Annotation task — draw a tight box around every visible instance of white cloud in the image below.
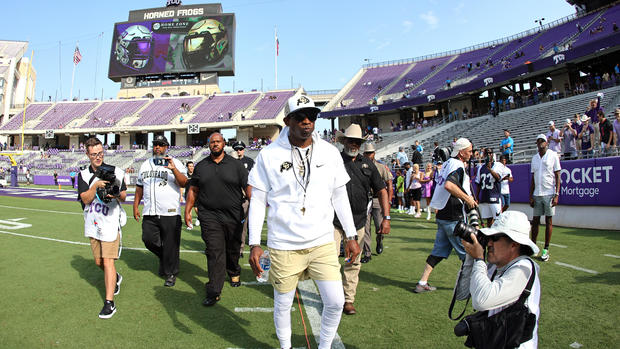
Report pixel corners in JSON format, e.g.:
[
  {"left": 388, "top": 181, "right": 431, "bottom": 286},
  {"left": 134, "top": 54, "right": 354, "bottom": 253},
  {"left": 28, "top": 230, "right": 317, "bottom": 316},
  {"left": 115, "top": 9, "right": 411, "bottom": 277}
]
[
  {"left": 376, "top": 40, "right": 391, "bottom": 50},
  {"left": 402, "top": 20, "right": 413, "bottom": 33},
  {"left": 419, "top": 11, "right": 439, "bottom": 29}
]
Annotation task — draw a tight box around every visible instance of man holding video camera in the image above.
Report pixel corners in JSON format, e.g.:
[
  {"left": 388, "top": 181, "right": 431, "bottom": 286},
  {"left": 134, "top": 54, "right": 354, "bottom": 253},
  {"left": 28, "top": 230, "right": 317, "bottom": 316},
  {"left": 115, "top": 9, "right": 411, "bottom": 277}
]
[
  {"left": 133, "top": 135, "right": 188, "bottom": 287},
  {"left": 77, "top": 137, "right": 127, "bottom": 319},
  {"left": 456, "top": 211, "right": 541, "bottom": 349},
  {"left": 413, "top": 138, "right": 476, "bottom": 293}
]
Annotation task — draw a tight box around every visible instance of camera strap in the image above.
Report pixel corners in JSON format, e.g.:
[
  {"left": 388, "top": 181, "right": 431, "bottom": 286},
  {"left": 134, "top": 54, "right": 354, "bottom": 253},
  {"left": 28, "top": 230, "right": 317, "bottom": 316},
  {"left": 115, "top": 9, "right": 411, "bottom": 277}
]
[{"left": 449, "top": 261, "right": 471, "bottom": 321}]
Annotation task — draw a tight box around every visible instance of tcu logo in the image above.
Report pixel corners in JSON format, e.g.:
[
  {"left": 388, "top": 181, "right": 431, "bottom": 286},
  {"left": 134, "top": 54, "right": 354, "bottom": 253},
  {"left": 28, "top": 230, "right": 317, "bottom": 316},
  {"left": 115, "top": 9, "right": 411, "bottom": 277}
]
[
  {"left": 553, "top": 54, "right": 565, "bottom": 65},
  {"left": 297, "top": 95, "right": 310, "bottom": 106},
  {"left": 484, "top": 77, "right": 494, "bottom": 86},
  {"left": 88, "top": 202, "right": 110, "bottom": 216},
  {"left": 427, "top": 95, "right": 435, "bottom": 102},
  {"left": 370, "top": 106, "right": 379, "bottom": 112}
]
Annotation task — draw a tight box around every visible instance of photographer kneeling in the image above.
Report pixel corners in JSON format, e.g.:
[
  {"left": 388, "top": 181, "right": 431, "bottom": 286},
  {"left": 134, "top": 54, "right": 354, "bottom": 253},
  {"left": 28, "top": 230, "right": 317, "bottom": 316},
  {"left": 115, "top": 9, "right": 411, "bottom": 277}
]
[{"left": 456, "top": 211, "right": 540, "bottom": 348}]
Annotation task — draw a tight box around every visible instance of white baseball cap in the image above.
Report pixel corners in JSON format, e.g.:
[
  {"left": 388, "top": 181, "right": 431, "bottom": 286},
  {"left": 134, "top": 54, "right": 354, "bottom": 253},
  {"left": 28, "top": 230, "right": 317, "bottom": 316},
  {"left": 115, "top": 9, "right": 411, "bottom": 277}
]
[
  {"left": 548, "top": 120, "right": 555, "bottom": 126},
  {"left": 450, "top": 138, "right": 472, "bottom": 157},
  {"left": 480, "top": 211, "right": 539, "bottom": 255},
  {"left": 536, "top": 134, "right": 547, "bottom": 142},
  {"left": 284, "top": 95, "right": 320, "bottom": 118}
]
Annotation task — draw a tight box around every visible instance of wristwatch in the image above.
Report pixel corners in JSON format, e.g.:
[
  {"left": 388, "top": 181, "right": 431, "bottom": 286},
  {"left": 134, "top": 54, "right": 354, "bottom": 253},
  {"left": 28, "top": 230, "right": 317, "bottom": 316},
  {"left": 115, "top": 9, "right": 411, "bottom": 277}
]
[
  {"left": 383, "top": 215, "right": 391, "bottom": 220},
  {"left": 346, "top": 235, "right": 358, "bottom": 241}
]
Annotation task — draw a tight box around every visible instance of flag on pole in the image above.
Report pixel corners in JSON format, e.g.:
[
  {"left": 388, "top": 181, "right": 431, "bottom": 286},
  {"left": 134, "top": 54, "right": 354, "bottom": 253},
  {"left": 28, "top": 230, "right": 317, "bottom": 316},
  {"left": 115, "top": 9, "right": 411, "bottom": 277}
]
[
  {"left": 275, "top": 30, "right": 279, "bottom": 56},
  {"left": 73, "top": 45, "right": 82, "bottom": 65}
]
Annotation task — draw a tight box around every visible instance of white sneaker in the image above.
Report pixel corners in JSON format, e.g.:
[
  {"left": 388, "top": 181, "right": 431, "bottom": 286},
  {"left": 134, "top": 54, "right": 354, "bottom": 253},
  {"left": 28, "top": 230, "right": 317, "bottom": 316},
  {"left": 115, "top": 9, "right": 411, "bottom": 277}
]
[
  {"left": 195, "top": 219, "right": 200, "bottom": 227},
  {"left": 414, "top": 213, "right": 421, "bottom": 218},
  {"left": 187, "top": 223, "right": 194, "bottom": 230},
  {"left": 426, "top": 211, "right": 432, "bottom": 220}
]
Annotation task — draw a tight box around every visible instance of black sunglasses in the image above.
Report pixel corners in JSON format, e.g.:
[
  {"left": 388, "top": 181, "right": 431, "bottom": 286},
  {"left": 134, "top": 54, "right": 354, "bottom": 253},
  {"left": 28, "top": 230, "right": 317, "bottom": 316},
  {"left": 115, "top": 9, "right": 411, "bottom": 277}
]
[
  {"left": 291, "top": 112, "right": 317, "bottom": 122},
  {"left": 346, "top": 138, "right": 363, "bottom": 146}
]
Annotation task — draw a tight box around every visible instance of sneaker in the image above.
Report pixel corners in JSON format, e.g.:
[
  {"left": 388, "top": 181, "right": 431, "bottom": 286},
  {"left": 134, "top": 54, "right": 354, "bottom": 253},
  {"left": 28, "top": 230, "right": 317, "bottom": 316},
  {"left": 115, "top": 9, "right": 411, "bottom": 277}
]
[
  {"left": 98, "top": 300, "right": 116, "bottom": 319},
  {"left": 195, "top": 219, "right": 200, "bottom": 227},
  {"left": 413, "top": 282, "right": 436, "bottom": 293},
  {"left": 114, "top": 273, "right": 123, "bottom": 296},
  {"left": 414, "top": 213, "right": 421, "bottom": 218},
  {"left": 541, "top": 249, "right": 550, "bottom": 262}
]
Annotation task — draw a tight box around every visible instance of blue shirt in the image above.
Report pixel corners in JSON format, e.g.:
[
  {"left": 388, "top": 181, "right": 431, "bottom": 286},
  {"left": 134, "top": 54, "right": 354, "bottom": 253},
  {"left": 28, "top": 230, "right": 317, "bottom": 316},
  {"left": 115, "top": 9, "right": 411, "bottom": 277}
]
[{"left": 500, "top": 137, "right": 514, "bottom": 155}]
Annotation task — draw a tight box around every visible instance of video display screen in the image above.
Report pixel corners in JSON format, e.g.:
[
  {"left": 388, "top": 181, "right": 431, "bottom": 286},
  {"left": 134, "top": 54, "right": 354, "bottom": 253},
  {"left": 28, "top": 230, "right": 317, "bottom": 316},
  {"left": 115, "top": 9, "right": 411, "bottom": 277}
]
[{"left": 108, "top": 14, "right": 235, "bottom": 80}]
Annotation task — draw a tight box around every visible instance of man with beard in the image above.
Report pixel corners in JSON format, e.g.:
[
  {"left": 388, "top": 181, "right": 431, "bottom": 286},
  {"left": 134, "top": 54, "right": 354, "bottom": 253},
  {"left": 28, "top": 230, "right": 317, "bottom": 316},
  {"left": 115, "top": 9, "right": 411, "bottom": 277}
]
[
  {"left": 335, "top": 125, "right": 390, "bottom": 314},
  {"left": 529, "top": 134, "right": 561, "bottom": 262},
  {"left": 185, "top": 132, "right": 248, "bottom": 306},
  {"left": 134, "top": 135, "right": 187, "bottom": 287},
  {"left": 248, "top": 95, "right": 359, "bottom": 349}
]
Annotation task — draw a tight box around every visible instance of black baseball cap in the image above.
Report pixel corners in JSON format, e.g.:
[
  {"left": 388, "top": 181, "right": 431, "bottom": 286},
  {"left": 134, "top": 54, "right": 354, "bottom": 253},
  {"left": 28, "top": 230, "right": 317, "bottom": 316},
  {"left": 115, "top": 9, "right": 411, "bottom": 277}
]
[
  {"left": 232, "top": 141, "right": 246, "bottom": 150},
  {"left": 153, "top": 135, "right": 169, "bottom": 146}
]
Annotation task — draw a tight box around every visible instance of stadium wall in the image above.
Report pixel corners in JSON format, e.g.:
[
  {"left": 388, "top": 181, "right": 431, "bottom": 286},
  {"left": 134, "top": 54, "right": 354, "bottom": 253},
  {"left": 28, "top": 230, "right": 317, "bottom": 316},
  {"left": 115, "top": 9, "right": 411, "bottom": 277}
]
[{"left": 509, "top": 204, "right": 620, "bottom": 231}]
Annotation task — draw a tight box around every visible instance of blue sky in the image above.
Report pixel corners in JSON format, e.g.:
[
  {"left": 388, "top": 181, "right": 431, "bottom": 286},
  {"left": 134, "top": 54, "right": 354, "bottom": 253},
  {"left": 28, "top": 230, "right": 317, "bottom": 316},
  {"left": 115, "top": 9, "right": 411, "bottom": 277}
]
[{"left": 2, "top": 0, "right": 576, "bottom": 101}]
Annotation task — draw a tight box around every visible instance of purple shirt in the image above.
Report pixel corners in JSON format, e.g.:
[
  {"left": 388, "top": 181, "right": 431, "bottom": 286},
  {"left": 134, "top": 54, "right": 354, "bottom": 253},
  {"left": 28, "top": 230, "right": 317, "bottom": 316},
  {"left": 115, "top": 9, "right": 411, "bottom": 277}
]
[
  {"left": 585, "top": 97, "right": 603, "bottom": 123},
  {"left": 613, "top": 119, "right": 620, "bottom": 145},
  {"left": 580, "top": 124, "right": 595, "bottom": 150},
  {"left": 546, "top": 129, "right": 562, "bottom": 153}
]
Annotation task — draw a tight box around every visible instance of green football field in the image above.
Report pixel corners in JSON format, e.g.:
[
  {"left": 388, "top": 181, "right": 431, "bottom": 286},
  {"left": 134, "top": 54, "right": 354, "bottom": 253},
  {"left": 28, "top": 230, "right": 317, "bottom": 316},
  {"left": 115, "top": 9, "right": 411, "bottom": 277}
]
[{"left": 0, "top": 195, "right": 618, "bottom": 348}]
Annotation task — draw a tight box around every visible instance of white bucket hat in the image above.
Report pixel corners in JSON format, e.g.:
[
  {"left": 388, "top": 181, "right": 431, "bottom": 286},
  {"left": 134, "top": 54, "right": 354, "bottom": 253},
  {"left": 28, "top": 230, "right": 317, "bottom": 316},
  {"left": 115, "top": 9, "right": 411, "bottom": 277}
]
[
  {"left": 480, "top": 211, "right": 539, "bottom": 255},
  {"left": 284, "top": 95, "right": 320, "bottom": 118},
  {"left": 336, "top": 124, "right": 366, "bottom": 144},
  {"left": 450, "top": 138, "right": 471, "bottom": 157}
]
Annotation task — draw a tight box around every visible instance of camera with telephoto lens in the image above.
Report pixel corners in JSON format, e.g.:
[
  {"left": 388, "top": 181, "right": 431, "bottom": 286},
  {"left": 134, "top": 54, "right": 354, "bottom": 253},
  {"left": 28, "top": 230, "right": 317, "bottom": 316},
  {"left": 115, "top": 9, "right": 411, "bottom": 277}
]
[
  {"left": 94, "top": 164, "right": 120, "bottom": 203},
  {"left": 453, "top": 207, "right": 488, "bottom": 246}
]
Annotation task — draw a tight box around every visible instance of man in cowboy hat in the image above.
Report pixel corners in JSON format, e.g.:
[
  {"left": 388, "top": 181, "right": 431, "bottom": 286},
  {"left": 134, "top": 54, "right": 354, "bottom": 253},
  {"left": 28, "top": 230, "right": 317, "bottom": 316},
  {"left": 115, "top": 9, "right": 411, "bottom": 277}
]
[
  {"left": 248, "top": 94, "right": 359, "bottom": 349},
  {"left": 363, "top": 142, "right": 393, "bottom": 260},
  {"left": 335, "top": 124, "right": 391, "bottom": 315},
  {"left": 458, "top": 211, "right": 541, "bottom": 348}
]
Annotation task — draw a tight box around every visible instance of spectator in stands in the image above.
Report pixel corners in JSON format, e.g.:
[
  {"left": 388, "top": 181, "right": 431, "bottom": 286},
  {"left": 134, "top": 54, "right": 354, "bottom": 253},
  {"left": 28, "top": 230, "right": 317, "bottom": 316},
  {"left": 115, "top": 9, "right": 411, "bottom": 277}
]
[
  {"left": 362, "top": 142, "right": 393, "bottom": 262},
  {"left": 415, "top": 140, "right": 423, "bottom": 153},
  {"left": 413, "top": 138, "right": 475, "bottom": 293},
  {"left": 186, "top": 133, "right": 247, "bottom": 306},
  {"left": 420, "top": 163, "right": 434, "bottom": 220},
  {"left": 546, "top": 121, "right": 562, "bottom": 154},
  {"left": 613, "top": 108, "right": 620, "bottom": 149},
  {"left": 134, "top": 135, "right": 188, "bottom": 288},
  {"left": 578, "top": 115, "right": 595, "bottom": 158},
  {"left": 396, "top": 146, "right": 408, "bottom": 167},
  {"left": 585, "top": 93, "right": 604, "bottom": 146},
  {"left": 562, "top": 119, "right": 578, "bottom": 160},
  {"left": 498, "top": 155, "right": 513, "bottom": 212},
  {"left": 410, "top": 145, "right": 423, "bottom": 167},
  {"left": 530, "top": 134, "right": 561, "bottom": 262},
  {"left": 574, "top": 113, "right": 583, "bottom": 152},
  {"left": 500, "top": 129, "right": 514, "bottom": 164},
  {"left": 599, "top": 111, "right": 614, "bottom": 156}
]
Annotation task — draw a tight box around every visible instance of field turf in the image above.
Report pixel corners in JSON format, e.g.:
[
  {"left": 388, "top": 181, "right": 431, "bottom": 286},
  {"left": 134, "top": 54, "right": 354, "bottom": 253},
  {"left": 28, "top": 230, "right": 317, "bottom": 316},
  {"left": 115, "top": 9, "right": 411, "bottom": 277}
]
[{"left": 0, "top": 195, "right": 618, "bottom": 348}]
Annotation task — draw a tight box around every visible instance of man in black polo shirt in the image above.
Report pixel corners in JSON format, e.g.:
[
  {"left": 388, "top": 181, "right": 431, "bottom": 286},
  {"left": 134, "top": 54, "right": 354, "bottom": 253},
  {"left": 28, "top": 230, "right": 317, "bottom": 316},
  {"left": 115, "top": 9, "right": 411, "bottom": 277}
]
[
  {"left": 334, "top": 124, "right": 391, "bottom": 315},
  {"left": 185, "top": 132, "right": 248, "bottom": 306},
  {"left": 232, "top": 141, "right": 254, "bottom": 172}
]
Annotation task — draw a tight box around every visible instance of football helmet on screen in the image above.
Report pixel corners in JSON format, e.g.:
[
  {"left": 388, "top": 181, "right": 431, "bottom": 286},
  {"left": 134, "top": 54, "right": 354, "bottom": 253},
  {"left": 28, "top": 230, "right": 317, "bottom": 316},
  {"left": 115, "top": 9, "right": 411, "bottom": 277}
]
[
  {"left": 182, "top": 19, "right": 229, "bottom": 69},
  {"left": 114, "top": 25, "right": 153, "bottom": 71}
]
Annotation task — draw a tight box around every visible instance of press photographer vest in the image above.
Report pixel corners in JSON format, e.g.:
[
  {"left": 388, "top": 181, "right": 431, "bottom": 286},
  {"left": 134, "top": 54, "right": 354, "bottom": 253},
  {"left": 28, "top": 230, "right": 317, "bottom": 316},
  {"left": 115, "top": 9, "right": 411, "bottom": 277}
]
[
  {"left": 80, "top": 165, "right": 126, "bottom": 242},
  {"left": 430, "top": 157, "right": 471, "bottom": 210}
]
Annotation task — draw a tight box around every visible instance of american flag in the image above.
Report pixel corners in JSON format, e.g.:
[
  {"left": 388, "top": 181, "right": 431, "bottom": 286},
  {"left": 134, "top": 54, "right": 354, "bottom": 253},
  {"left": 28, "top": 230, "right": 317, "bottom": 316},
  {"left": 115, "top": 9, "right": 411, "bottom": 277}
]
[
  {"left": 275, "top": 31, "right": 279, "bottom": 56},
  {"left": 73, "top": 46, "right": 82, "bottom": 65}
]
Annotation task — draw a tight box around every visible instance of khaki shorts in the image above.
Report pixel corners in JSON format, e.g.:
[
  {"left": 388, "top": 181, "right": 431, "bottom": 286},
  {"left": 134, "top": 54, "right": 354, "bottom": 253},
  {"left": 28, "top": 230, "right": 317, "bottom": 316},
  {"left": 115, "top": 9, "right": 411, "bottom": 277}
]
[
  {"left": 533, "top": 195, "right": 555, "bottom": 217},
  {"left": 269, "top": 242, "right": 341, "bottom": 293},
  {"left": 90, "top": 233, "right": 121, "bottom": 260}
]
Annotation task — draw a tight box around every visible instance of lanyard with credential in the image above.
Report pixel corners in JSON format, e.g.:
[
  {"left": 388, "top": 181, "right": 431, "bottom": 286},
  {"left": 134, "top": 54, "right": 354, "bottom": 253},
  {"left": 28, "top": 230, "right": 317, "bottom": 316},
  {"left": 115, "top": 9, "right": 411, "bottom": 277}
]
[{"left": 292, "top": 144, "right": 312, "bottom": 215}]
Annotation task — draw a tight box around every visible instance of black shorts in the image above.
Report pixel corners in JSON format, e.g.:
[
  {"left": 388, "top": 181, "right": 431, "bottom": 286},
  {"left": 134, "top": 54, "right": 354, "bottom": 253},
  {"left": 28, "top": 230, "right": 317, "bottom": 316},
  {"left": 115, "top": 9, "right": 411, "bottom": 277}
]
[{"left": 411, "top": 188, "right": 422, "bottom": 201}]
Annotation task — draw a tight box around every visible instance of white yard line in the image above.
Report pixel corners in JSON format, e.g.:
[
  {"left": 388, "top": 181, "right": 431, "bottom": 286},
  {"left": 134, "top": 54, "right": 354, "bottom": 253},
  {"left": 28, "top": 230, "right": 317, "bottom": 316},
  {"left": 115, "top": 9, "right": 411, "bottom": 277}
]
[
  {"left": 0, "top": 204, "right": 82, "bottom": 215},
  {"left": 554, "top": 262, "right": 598, "bottom": 274},
  {"left": 603, "top": 254, "right": 620, "bottom": 258},
  {"left": 0, "top": 230, "right": 202, "bottom": 253},
  {"left": 297, "top": 279, "right": 345, "bottom": 349},
  {"left": 537, "top": 242, "right": 567, "bottom": 248},
  {"left": 234, "top": 307, "right": 295, "bottom": 313}
]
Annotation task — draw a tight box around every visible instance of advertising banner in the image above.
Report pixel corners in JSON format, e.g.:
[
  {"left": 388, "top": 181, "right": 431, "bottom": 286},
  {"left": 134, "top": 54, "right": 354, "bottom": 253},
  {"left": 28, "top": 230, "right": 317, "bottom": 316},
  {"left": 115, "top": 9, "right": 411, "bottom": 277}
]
[
  {"left": 108, "top": 14, "right": 235, "bottom": 80},
  {"left": 507, "top": 156, "right": 618, "bottom": 206}
]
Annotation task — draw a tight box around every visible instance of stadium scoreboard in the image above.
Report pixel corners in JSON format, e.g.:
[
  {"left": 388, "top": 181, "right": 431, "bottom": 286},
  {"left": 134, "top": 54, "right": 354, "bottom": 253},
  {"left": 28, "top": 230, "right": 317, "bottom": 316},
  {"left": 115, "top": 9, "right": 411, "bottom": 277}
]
[{"left": 108, "top": 2, "right": 235, "bottom": 82}]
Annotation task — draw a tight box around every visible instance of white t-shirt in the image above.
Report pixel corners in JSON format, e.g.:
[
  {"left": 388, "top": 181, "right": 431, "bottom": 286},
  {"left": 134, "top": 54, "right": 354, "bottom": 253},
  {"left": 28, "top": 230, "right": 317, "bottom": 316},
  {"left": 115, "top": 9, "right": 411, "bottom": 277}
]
[
  {"left": 248, "top": 127, "right": 352, "bottom": 250},
  {"left": 530, "top": 150, "right": 561, "bottom": 196},
  {"left": 136, "top": 157, "right": 187, "bottom": 216},
  {"left": 80, "top": 166, "right": 126, "bottom": 242},
  {"left": 496, "top": 162, "right": 513, "bottom": 195}
]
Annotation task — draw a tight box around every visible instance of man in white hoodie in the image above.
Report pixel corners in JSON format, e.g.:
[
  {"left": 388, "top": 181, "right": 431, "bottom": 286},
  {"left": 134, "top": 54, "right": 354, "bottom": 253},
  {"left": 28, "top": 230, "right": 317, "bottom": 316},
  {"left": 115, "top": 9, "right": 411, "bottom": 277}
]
[{"left": 247, "top": 95, "right": 359, "bottom": 349}]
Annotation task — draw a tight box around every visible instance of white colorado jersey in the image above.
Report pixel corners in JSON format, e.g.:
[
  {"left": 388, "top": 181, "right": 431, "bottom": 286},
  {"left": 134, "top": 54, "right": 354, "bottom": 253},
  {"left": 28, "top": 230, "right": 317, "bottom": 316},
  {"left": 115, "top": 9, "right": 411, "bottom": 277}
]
[
  {"left": 137, "top": 157, "right": 187, "bottom": 216},
  {"left": 80, "top": 166, "right": 126, "bottom": 242}
]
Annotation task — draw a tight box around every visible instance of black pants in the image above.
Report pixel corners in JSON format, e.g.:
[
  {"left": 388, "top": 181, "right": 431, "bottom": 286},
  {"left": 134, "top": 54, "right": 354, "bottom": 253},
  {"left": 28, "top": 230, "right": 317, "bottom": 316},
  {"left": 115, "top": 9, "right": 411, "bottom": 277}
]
[
  {"left": 142, "top": 215, "right": 182, "bottom": 277},
  {"left": 198, "top": 211, "right": 242, "bottom": 298}
]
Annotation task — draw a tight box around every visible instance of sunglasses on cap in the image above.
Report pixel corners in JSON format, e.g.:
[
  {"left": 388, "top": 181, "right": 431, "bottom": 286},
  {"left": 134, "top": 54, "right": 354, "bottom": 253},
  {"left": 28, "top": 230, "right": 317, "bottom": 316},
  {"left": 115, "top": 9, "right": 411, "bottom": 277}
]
[{"left": 290, "top": 112, "right": 317, "bottom": 122}]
